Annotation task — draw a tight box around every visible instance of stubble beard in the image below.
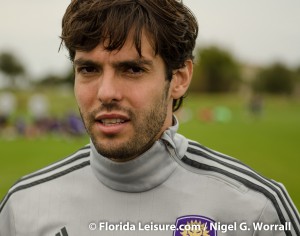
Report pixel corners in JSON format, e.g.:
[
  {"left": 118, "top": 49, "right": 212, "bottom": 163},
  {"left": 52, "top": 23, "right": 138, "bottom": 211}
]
[{"left": 79, "top": 83, "right": 170, "bottom": 161}]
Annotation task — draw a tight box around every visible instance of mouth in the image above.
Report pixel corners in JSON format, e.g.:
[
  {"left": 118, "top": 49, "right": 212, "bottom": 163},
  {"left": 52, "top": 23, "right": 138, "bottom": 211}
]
[
  {"left": 94, "top": 113, "right": 130, "bottom": 135},
  {"left": 99, "top": 118, "right": 127, "bottom": 126}
]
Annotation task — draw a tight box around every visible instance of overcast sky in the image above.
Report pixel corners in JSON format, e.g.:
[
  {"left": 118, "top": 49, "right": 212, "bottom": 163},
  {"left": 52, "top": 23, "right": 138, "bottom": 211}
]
[{"left": 0, "top": 0, "right": 300, "bottom": 78}]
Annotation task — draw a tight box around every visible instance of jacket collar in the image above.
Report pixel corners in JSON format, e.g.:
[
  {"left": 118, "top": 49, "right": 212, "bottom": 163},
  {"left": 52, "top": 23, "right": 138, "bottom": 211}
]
[{"left": 90, "top": 116, "right": 181, "bottom": 192}]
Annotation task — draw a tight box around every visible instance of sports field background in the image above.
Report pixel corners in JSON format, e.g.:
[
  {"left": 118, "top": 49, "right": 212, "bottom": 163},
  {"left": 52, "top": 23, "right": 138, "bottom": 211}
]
[{"left": 0, "top": 91, "right": 299, "bottom": 211}]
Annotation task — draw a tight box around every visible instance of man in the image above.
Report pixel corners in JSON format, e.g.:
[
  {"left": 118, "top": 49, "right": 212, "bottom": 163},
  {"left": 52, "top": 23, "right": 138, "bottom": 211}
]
[{"left": 0, "top": 0, "right": 299, "bottom": 235}]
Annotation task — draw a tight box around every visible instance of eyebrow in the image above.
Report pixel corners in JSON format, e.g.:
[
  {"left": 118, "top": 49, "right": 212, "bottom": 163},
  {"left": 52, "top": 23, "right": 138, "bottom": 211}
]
[
  {"left": 73, "top": 58, "right": 153, "bottom": 69},
  {"left": 73, "top": 59, "right": 101, "bottom": 68},
  {"left": 113, "top": 58, "right": 153, "bottom": 69}
]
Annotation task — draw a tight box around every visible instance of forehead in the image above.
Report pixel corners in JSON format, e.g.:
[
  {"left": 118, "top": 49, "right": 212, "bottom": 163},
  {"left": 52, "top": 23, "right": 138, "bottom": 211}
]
[{"left": 74, "top": 31, "right": 158, "bottom": 62}]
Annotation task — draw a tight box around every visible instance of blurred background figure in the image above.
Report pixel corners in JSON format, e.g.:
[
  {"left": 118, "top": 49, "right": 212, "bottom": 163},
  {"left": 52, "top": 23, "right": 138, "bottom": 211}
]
[
  {"left": 214, "top": 106, "right": 232, "bottom": 123},
  {"left": 63, "top": 111, "right": 86, "bottom": 136},
  {"left": 0, "top": 92, "right": 16, "bottom": 122},
  {"left": 27, "top": 94, "right": 50, "bottom": 136},
  {"left": 248, "top": 94, "right": 264, "bottom": 119},
  {"left": 0, "top": 92, "right": 17, "bottom": 139},
  {"left": 28, "top": 94, "right": 49, "bottom": 120}
]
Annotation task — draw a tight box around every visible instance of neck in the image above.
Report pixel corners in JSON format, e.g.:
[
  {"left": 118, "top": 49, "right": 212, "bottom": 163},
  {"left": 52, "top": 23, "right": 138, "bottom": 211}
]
[{"left": 89, "top": 116, "right": 182, "bottom": 192}]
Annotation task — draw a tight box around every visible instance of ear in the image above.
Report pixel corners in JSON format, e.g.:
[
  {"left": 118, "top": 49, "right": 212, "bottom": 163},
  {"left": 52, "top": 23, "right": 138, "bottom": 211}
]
[{"left": 170, "top": 60, "right": 193, "bottom": 99}]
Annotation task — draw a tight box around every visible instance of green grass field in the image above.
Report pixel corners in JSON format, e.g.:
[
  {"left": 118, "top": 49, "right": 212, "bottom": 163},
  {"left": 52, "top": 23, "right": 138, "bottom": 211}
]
[{"left": 0, "top": 92, "right": 299, "bottom": 211}]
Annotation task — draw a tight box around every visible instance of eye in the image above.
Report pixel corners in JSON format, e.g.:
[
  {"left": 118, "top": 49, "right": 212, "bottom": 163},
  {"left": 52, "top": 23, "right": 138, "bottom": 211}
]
[
  {"left": 77, "top": 66, "right": 98, "bottom": 74},
  {"left": 127, "top": 66, "right": 144, "bottom": 74}
]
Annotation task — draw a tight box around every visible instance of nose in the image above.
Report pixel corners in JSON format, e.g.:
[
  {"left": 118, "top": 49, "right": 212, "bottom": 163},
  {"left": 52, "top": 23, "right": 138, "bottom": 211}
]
[{"left": 97, "top": 71, "right": 122, "bottom": 104}]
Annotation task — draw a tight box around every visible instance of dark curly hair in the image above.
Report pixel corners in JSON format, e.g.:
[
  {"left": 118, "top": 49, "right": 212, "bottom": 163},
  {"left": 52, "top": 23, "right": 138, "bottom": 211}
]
[{"left": 60, "top": 0, "right": 198, "bottom": 111}]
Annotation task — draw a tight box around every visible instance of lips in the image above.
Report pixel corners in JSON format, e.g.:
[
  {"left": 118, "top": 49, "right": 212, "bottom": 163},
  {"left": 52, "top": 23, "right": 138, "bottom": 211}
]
[
  {"left": 100, "top": 118, "right": 126, "bottom": 126},
  {"left": 94, "top": 113, "right": 130, "bottom": 134},
  {"left": 95, "top": 113, "right": 129, "bottom": 123}
]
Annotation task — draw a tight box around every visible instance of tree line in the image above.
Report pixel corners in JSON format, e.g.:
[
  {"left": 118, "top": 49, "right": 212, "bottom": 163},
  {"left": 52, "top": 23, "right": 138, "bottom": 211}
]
[
  {"left": 190, "top": 46, "right": 300, "bottom": 96},
  {"left": 1, "top": 47, "right": 300, "bottom": 96}
]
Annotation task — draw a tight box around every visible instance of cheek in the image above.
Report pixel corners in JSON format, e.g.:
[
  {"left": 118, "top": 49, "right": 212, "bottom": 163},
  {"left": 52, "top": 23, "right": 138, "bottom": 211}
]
[
  {"left": 74, "top": 83, "right": 96, "bottom": 111},
  {"left": 131, "top": 86, "right": 170, "bottom": 113},
  {"left": 126, "top": 90, "right": 144, "bottom": 109},
  {"left": 126, "top": 85, "right": 158, "bottom": 110}
]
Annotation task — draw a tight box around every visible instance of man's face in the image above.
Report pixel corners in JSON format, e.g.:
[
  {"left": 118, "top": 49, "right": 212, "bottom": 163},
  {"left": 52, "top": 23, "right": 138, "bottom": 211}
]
[{"left": 74, "top": 34, "right": 174, "bottom": 161}]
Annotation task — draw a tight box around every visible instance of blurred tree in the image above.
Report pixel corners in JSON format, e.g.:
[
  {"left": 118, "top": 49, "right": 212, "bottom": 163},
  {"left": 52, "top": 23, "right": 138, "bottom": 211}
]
[
  {"left": 191, "top": 46, "right": 241, "bottom": 93},
  {"left": 0, "top": 51, "right": 25, "bottom": 87},
  {"left": 36, "top": 66, "right": 74, "bottom": 87},
  {"left": 295, "top": 65, "right": 300, "bottom": 81},
  {"left": 292, "top": 65, "right": 300, "bottom": 97},
  {"left": 38, "top": 74, "right": 65, "bottom": 86},
  {"left": 253, "top": 63, "right": 294, "bottom": 95}
]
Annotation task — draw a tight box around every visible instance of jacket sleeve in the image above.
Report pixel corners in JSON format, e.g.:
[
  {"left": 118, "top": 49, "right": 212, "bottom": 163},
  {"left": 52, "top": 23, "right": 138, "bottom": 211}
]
[
  {"left": 0, "top": 196, "right": 15, "bottom": 236},
  {"left": 254, "top": 183, "right": 300, "bottom": 236}
]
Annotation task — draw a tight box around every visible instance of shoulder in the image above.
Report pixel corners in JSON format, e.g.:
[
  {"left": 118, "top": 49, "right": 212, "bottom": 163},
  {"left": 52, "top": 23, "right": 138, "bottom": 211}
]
[
  {"left": 0, "top": 144, "right": 91, "bottom": 214},
  {"left": 180, "top": 139, "right": 300, "bottom": 235},
  {"left": 183, "top": 139, "right": 285, "bottom": 195}
]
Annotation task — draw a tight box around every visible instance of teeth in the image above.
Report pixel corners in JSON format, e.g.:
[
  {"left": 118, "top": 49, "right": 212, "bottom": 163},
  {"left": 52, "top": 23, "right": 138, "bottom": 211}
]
[{"left": 101, "top": 118, "right": 125, "bottom": 125}]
